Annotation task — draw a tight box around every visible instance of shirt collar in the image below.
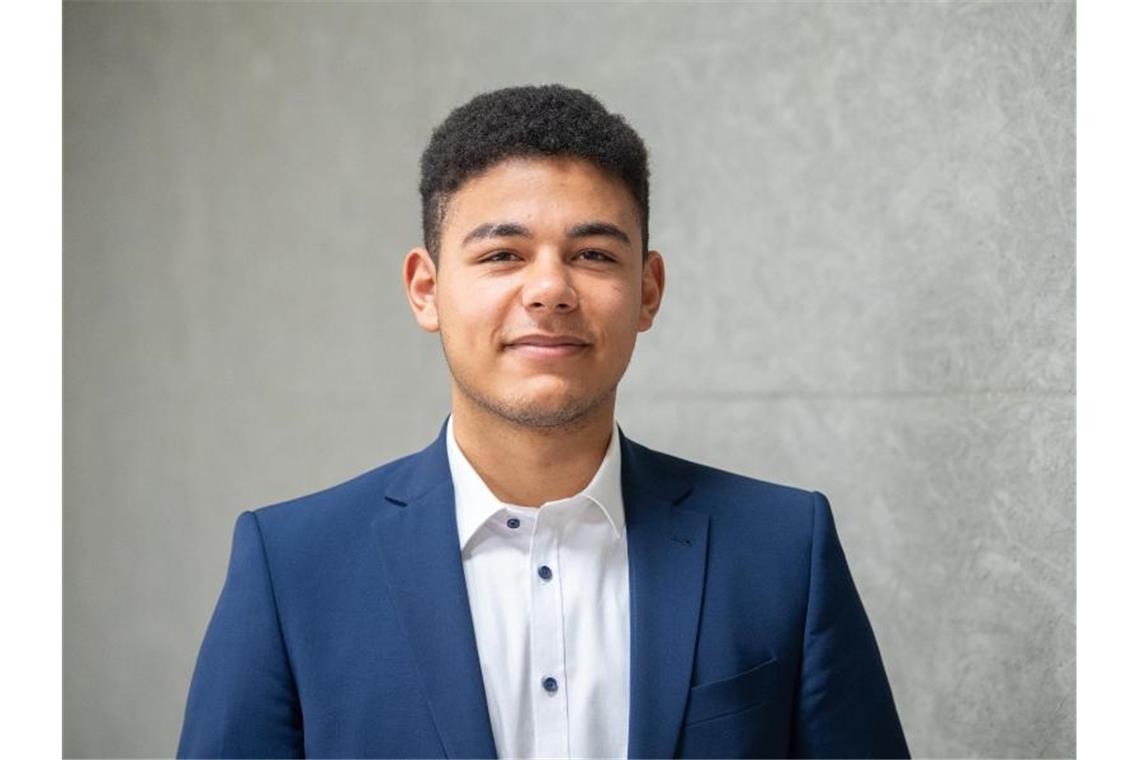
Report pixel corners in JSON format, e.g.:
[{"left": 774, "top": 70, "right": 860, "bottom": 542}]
[{"left": 446, "top": 415, "right": 625, "bottom": 551}]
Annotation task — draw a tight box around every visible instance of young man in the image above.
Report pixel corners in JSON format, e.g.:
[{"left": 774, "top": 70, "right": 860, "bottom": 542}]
[{"left": 178, "top": 85, "right": 909, "bottom": 759}]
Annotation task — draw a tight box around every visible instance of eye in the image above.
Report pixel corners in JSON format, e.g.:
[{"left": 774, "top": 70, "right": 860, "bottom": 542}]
[
  {"left": 481, "top": 250, "right": 521, "bottom": 263},
  {"left": 577, "top": 249, "right": 615, "bottom": 263}
]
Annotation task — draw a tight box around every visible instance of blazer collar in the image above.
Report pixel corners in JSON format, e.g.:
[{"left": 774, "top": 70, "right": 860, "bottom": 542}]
[{"left": 383, "top": 418, "right": 453, "bottom": 506}]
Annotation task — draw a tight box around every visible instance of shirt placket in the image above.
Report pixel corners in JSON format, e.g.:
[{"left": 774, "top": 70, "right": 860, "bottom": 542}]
[{"left": 529, "top": 502, "right": 570, "bottom": 758}]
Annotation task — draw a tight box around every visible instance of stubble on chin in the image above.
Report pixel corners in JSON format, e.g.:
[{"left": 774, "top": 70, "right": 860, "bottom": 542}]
[{"left": 467, "top": 381, "right": 615, "bottom": 431}]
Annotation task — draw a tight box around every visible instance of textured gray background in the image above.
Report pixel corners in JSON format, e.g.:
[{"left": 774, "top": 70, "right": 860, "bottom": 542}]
[{"left": 63, "top": 2, "right": 1075, "bottom": 757}]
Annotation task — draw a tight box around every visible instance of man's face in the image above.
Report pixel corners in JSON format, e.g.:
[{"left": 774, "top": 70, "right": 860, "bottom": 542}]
[{"left": 404, "top": 156, "right": 664, "bottom": 428}]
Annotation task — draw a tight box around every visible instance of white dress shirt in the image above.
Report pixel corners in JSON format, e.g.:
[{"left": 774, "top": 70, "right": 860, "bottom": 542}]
[{"left": 447, "top": 417, "right": 630, "bottom": 759}]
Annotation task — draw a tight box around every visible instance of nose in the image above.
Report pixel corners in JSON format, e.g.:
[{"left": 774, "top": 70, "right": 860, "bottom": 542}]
[{"left": 520, "top": 255, "right": 578, "bottom": 313}]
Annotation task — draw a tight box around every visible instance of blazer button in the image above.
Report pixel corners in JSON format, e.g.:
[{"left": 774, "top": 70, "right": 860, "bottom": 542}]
[
  {"left": 542, "top": 676, "right": 558, "bottom": 693},
  {"left": 537, "top": 565, "right": 553, "bottom": 580}
]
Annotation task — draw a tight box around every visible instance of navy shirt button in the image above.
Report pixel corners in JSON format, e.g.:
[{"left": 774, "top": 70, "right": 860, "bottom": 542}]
[
  {"left": 542, "top": 676, "right": 558, "bottom": 693},
  {"left": 506, "top": 517, "right": 521, "bottom": 529},
  {"left": 537, "top": 565, "right": 553, "bottom": 580}
]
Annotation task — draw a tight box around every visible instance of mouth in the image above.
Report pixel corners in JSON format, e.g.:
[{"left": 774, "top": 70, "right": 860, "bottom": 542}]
[{"left": 504, "top": 334, "right": 591, "bottom": 359}]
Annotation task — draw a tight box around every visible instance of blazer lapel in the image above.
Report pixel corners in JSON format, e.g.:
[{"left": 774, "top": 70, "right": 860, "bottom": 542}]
[
  {"left": 374, "top": 427, "right": 498, "bottom": 759},
  {"left": 621, "top": 433, "right": 710, "bottom": 760}
]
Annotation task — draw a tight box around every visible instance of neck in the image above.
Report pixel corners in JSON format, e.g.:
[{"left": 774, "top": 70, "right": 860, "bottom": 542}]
[{"left": 449, "top": 390, "right": 616, "bottom": 508}]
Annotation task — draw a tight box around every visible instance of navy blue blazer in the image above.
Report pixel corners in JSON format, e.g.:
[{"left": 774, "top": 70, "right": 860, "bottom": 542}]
[{"left": 178, "top": 424, "right": 909, "bottom": 758}]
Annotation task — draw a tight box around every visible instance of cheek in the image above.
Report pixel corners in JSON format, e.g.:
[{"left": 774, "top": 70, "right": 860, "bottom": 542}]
[
  {"left": 595, "top": 281, "right": 643, "bottom": 330},
  {"left": 440, "top": 281, "right": 514, "bottom": 347}
]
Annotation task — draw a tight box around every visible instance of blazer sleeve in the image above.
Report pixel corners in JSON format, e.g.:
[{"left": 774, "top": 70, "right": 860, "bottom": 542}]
[
  {"left": 177, "top": 511, "right": 304, "bottom": 758},
  {"left": 792, "top": 492, "right": 910, "bottom": 759}
]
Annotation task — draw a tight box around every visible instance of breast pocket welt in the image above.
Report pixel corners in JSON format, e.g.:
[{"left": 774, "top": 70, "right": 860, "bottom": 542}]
[{"left": 683, "top": 657, "right": 780, "bottom": 726}]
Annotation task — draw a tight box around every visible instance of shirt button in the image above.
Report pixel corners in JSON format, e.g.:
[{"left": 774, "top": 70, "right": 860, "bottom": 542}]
[
  {"left": 537, "top": 565, "right": 553, "bottom": 581},
  {"left": 542, "top": 676, "right": 559, "bottom": 693},
  {"left": 506, "top": 517, "right": 521, "bottom": 529}
]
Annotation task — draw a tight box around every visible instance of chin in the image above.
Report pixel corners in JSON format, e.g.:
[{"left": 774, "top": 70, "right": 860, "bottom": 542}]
[
  {"left": 501, "top": 392, "right": 592, "bottom": 427},
  {"left": 472, "top": 385, "right": 614, "bottom": 430}
]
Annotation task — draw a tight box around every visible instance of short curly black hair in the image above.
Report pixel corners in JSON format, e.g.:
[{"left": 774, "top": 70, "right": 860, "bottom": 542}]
[{"left": 419, "top": 84, "right": 650, "bottom": 262}]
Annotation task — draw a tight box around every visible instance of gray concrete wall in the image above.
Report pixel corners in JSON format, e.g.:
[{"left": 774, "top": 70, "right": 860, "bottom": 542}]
[{"left": 63, "top": 2, "right": 1074, "bottom": 757}]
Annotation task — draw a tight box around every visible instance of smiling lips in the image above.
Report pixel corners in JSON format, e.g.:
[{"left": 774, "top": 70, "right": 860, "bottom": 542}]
[{"left": 504, "top": 333, "right": 591, "bottom": 359}]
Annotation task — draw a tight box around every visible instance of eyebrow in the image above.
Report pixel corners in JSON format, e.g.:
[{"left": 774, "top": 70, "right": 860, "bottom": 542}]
[
  {"left": 460, "top": 220, "right": 632, "bottom": 248},
  {"left": 567, "top": 221, "right": 632, "bottom": 247},
  {"left": 461, "top": 222, "right": 532, "bottom": 247}
]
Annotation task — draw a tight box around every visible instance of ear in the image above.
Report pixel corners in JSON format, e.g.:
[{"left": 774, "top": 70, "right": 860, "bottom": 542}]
[
  {"left": 637, "top": 250, "right": 665, "bottom": 332},
  {"left": 403, "top": 247, "right": 440, "bottom": 333}
]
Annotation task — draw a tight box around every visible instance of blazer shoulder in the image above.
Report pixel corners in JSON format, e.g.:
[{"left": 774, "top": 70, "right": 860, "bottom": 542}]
[
  {"left": 628, "top": 442, "right": 838, "bottom": 583},
  {"left": 630, "top": 439, "right": 820, "bottom": 507},
  {"left": 626, "top": 439, "right": 824, "bottom": 536},
  {"left": 247, "top": 446, "right": 428, "bottom": 538}
]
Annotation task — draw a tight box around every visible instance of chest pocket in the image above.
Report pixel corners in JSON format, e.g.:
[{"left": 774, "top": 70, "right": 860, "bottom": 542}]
[{"left": 684, "top": 657, "right": 779, "bottom": 725}]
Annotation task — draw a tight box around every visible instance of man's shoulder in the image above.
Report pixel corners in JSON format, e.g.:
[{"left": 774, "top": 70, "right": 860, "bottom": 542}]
[
  {"left": 247, "top": 444, "right": 432, "bottom": 534},
  {"left": 624, "top": 437, "right": 820, "bottom": 508},
  {"left": 624, "top": 438, "right": 824, "bottom": 523},
  {"left": 626, "top": 441, "right": 827, "bottom": 565}
]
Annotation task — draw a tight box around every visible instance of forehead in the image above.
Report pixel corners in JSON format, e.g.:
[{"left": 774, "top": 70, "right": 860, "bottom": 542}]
[{"left": 440, "top": 156, "right": 641, "bottom": 248}]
